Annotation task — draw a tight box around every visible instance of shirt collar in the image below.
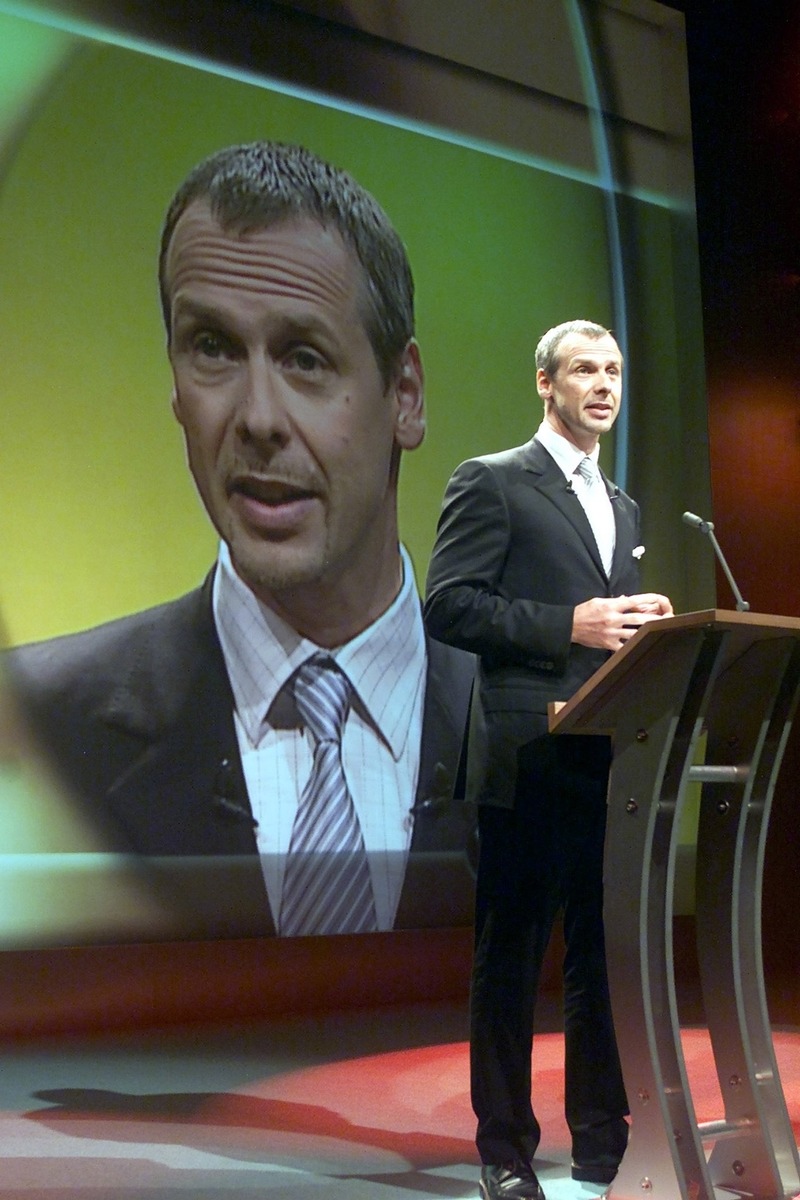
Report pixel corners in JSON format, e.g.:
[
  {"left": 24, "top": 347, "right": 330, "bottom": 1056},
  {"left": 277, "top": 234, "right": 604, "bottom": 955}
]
[
  {"left": 212, "top": 542, "right": 426, "bottom": 760},
  {"left": 534, "top": 418, "right": 600, "bottom": 481}
]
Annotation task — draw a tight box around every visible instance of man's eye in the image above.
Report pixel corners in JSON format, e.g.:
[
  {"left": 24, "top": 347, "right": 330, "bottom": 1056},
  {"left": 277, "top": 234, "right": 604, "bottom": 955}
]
[
  {"left": 193, "top": 331, "right": 231, "bottom": 359},
  {"left": 287, "top": 346, "right": 325, "bottom": 372}
]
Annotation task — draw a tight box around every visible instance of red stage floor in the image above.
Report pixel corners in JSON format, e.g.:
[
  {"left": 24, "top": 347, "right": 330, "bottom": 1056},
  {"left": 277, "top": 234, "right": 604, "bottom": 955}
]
[{"left": 0, "top": 1002, "right": 797, "bottom": 1198}]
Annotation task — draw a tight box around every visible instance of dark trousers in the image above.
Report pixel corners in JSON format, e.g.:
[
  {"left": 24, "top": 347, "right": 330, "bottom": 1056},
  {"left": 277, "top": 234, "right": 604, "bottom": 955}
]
[{"left": 470, "top": 733, "right": 628, "bottom": 1165}]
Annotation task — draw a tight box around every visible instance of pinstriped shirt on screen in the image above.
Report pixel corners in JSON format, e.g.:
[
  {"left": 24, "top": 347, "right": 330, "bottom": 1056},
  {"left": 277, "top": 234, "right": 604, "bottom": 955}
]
[{"left": 212, "top": 541, "right": 426, "bottom": 931}]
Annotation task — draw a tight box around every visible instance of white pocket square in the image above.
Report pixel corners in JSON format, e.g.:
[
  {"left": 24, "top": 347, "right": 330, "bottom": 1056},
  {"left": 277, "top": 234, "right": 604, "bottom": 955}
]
[{"left": 632, "top": 545, "right": 645, "bottom": 559}]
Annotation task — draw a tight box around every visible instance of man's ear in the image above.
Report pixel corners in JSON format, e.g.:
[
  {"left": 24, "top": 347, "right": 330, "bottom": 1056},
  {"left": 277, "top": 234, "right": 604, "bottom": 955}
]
[
  {"left": 536, "top": 367, "right": 552, "bottom": 404},
  {"left": 171, "top": 385, "right": 185, "bottom": 426},
  {"left": 393, "top": 339, "right": 425, "bottom": 451}
]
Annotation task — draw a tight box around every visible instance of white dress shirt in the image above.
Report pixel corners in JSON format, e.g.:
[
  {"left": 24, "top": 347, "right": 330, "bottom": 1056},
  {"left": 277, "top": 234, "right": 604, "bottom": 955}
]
[
  {"left": 212, "top": 542, "right": 427, "bottom": 931},
  {"left": 535, "top": 420, "right": 616, "bottom": 574}
]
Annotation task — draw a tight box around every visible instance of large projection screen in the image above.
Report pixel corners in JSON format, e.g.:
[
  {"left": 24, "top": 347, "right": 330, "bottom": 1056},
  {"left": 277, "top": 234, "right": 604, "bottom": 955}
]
[{"left": 0, "top": 0, "right": 713, "bottom": 945}]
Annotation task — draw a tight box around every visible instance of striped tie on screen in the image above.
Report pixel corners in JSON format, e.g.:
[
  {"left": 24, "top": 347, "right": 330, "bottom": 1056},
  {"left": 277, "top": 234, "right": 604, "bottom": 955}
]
[{"left": 279, "top": 653, "right": 378, "bottom": 936}]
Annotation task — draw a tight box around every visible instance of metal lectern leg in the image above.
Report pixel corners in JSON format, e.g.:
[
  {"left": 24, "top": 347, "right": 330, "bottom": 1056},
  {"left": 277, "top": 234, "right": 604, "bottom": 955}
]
[
  {"left": 549, "top": 613, "right": 800, "bottom": 1200},
  {"left": 603, "top": 629, "right": 719, "bottom": 1200},
  {"left": 695, "top": 636, "right": 800, "bottom": 1200}
]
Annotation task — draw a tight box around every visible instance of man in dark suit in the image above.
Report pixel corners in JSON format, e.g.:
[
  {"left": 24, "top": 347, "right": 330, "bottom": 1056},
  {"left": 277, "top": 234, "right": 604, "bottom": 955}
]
[
  {"left": 424, "top": 320, "right": 672, "bottom": 1200},
  {"left": 8, "top": 141, "right": 475, "bottom": 939}
]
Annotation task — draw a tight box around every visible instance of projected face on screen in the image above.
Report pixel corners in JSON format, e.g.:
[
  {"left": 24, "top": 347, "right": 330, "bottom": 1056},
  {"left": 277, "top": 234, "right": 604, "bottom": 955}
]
[
  {"left": 4, "top": 136, "right": 477, "bottom": 941},
  {"left": 160, "top": 145, "right": 425, "bottom": 626},
  {"left": 0, "top": 0, "right": 705, "bottom": 944},
  {"left": 0, "top": 16, "right": 560, "bottom": 946}
]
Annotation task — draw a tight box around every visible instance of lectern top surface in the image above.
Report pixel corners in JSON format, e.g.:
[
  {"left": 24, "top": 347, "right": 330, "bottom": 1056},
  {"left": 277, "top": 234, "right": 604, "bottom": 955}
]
[{"left": 548, "top": 608, "right": 800, "bottom": 735}]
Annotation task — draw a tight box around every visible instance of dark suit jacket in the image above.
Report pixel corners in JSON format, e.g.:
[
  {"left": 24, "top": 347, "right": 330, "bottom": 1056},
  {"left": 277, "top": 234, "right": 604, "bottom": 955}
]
[
  {"left": 7, "top": 573, "right": 476, "bottom": 938},
  {"left": 424, "top": 438, "right": 641, "bottom": 808}
]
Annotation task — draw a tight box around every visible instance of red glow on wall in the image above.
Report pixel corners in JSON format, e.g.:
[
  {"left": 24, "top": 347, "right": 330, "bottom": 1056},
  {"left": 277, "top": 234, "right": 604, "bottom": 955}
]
[{"left": 708, "top": 372, "right": 800, "bottom": 617}]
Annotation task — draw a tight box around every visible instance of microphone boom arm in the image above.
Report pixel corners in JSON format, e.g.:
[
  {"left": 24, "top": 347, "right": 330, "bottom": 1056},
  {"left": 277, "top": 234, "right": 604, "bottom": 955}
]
[{"left": 682, "top": 511, "right": 750, "bottom": 612}]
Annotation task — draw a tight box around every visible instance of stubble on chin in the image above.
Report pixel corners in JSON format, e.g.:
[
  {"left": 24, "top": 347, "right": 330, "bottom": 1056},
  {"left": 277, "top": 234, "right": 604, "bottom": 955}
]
[{"left": 226, "top": 528, "right": 330, "bottom": 605}]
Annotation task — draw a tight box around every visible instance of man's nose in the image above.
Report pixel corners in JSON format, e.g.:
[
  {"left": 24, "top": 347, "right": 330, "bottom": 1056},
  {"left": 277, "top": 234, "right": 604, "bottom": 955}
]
[{"left": 236, "top": 359, "right": 292, "bottom": 445}]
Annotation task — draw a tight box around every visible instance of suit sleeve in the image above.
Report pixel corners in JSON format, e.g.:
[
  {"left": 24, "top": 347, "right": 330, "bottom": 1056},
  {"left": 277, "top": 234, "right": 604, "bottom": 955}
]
[{"left": 423, "top": 458, "right": 574, "bottom": 671}]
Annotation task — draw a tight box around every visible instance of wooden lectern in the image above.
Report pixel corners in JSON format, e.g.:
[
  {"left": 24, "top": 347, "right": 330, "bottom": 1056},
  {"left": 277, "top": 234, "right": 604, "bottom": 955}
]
[{"left": 549, "top": 610, "right": 800, "bottom": 1200}]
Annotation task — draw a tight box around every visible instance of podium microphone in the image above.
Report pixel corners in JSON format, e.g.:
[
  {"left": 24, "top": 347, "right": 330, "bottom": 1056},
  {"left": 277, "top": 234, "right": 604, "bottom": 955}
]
[{"left": 682, "top": 511, "right": 750, "bottom": 612}]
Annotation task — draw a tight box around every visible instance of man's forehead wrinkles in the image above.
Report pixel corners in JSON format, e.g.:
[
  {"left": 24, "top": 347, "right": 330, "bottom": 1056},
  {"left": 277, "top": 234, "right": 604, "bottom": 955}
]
[
  {"left": 169, "top": 248, "right": 352, "bottom": 303},
  {"left": 569, "top": 354, "right": 622, "bottom": 365},
  {"left": 171, "top": 269, "right": 348, "bottom": 312},
  {"left": 165, "top": 213, "right": 357, "bottom": 306},
  {"left": 566, "top": 342, "right": 619, "bottom": 355},
  {"left": 558, "top": 331, "right": 619, "bottom": 353}
]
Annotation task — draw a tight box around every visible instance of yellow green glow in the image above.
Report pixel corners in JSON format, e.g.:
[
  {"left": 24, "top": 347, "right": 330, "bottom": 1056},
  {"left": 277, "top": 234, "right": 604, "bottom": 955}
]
[{"left": 0, "top": 10, "right": 74, "bottom": 147}]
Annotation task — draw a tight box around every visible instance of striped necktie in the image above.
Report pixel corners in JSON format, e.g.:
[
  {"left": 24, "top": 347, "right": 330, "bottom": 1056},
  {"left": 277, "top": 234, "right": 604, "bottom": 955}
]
[{"left": 279, "top": 653, "right": 378, "bottom": 936}]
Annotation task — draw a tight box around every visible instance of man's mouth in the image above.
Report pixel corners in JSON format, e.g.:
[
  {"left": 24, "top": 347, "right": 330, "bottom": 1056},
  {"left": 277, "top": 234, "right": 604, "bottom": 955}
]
[
  {"left": 229, "top": 475, "right": 318, "bottom": 506},
  {"left": 227, "top": 473, "right": 321, "bottom": 533}
]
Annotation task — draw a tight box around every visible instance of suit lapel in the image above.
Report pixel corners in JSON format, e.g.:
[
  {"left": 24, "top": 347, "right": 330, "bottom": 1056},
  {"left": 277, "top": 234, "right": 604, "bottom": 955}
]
[
  {"left": 522, "top": 439, "right": 608, "bottom": 579},
  {"left": 410, "top": 635, "right": 473, "bottom": 836},
  {"left": 94, "top": 580, "right": 273, "bottom": 934},
  {"left": 96, "top": 581, "right": 256, "bottom": 853},
  {"left": 608, "top": 485, "right": 639, "bottom": 590},
  {"left": 395, "top": 636, "right": 477, "bottom": 928}
]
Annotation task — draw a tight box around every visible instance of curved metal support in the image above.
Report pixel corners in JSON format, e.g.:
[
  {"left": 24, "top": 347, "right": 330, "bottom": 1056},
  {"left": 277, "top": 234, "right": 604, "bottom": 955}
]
[
  {"left": 548, "top": 611, "right": 800, "bottom": 1200},
  {"left": 602, "top": 627, "right": 719, "bottom": 1199},
  {"left": 696, "top": 635, "right": 800, "bottom": 1198}
]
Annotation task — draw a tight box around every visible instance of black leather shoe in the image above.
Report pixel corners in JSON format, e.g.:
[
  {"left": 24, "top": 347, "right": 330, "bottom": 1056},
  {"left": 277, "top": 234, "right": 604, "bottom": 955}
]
[
  {"left": 480, "top": 1161, "right": 546, "bottom": 1199},
  {"left": 571, "top": 1159, "right": 620, "bottom": 1184}
]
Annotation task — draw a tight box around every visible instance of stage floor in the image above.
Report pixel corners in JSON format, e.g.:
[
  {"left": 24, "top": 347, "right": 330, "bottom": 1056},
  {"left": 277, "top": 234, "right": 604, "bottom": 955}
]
[{"left": 0, "top": 1000, "right": 797, "bottom": 1199}]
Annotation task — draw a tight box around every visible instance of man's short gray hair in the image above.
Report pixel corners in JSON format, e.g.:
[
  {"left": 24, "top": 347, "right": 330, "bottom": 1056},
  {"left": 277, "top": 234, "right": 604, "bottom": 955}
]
[{"left": 535, "top": 320, "right": 612, "bottom": 378}]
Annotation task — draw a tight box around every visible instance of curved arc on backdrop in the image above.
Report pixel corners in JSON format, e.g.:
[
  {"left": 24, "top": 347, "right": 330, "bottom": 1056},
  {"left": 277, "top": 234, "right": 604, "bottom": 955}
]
[{"left": 565, "top": 0, "right": 630, "bottom": 492}]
